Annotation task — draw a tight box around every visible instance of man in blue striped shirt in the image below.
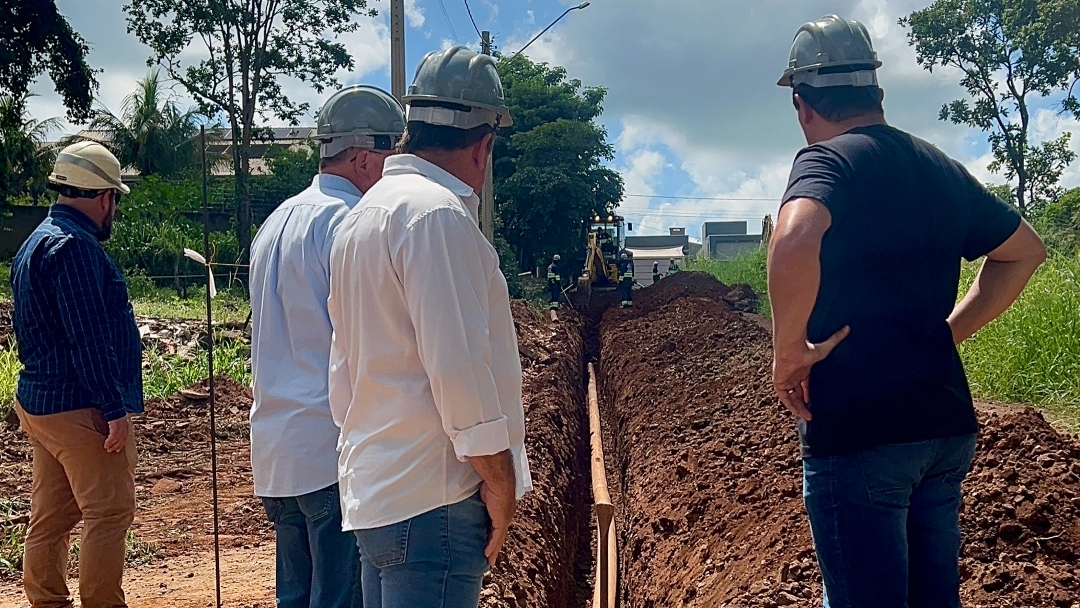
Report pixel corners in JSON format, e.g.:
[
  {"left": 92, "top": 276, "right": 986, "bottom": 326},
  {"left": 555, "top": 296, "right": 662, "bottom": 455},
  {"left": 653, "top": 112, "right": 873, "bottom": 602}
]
[{"left": 11, "top": 142, "right": 142, "bottom": 608}]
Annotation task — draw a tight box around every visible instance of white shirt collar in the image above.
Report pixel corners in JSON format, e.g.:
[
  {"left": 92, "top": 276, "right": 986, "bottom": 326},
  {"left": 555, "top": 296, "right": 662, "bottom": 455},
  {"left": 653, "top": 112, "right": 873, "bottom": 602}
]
[
  {"left": 312, "top": 173, "right": 363, "bottom": 197},
  {"left": 382, "top": 154, "right": 476, "bottom": 199}
]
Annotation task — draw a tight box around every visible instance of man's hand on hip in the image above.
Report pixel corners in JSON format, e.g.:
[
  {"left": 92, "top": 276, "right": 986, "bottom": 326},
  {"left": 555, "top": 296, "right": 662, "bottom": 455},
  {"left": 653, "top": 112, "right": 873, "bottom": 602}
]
[
  {"left": 772, "top": 326, "right": 850, "bottom": 422},
  {"left": 105, "top": 415, "right": 130, "bottom": 453}
]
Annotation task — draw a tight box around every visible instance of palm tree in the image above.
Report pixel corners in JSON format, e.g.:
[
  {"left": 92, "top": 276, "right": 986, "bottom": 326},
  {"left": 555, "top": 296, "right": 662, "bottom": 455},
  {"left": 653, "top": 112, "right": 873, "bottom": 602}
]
[
  {"left": 0, "top": 93, "right": 60, "bottom": 205},
  {"left": 88, "top": 70, "right": 200, "bottom": 177}
]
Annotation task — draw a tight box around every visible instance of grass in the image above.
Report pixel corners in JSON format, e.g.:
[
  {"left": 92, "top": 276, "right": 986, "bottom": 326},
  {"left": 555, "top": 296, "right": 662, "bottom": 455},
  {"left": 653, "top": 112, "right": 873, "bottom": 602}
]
[
  {"left": 0, "top": 498, "right": 28, "bottom": 577},
  {"left": 957, "top": 255, "right": 1080, "bottom": 429},
  {"left": 691, "top": 250, "right": 1080, "bottom": 427},
  {"left": 687, "top": 247, "right": 770, "bottom": 317},
  {"left": 0, "top": 346, "right": 21, "bottom": 420},
  {"left": 143, "top": 338, "right": 251, "bottom": 399}
]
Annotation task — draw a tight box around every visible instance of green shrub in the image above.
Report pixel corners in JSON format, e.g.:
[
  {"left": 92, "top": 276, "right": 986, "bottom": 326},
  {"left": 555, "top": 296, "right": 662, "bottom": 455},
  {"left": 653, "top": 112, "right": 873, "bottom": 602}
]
[
  {"left": 958, "top": 254, "right": 1080, "bottom": 426},
  {"left": 688, "top": 248, "right": 770, "bottom": 316}
]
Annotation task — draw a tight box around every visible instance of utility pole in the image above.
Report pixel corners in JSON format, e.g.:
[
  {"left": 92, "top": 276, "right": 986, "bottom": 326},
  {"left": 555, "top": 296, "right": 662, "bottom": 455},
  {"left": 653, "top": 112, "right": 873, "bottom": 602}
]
[
  {"left": 480, "top": 30, "right": 495, "bottom": 243},
  {"left": 390, "top": 0, "right": 406, "bottom": 102}
]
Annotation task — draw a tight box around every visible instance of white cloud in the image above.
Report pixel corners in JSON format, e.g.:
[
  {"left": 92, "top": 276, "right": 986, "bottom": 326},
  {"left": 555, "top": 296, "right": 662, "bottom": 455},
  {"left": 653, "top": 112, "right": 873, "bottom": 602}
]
[{"left": 404, "top": 0, "right": 426, "bottom": 28}]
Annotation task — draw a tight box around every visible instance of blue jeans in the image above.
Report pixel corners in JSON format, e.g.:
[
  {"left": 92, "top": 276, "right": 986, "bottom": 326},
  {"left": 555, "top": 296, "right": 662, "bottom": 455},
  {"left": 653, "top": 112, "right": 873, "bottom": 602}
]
[
  {"left": 261, "top": 484, "right": 363, "bottom": 608},
  {"left": 803, "top": 434, "right": 977, "bottom": 608},
  {"left": 353, "top": 491, "right": 491, "bottom": 608}
]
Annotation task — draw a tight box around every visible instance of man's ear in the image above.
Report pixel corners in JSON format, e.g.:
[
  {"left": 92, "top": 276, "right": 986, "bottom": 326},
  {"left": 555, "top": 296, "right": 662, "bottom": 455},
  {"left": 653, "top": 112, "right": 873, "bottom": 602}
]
[
  {"left": 794, "top": 94, "right": 815, "bottom": 126},
  {"left": 474, "top": 133, "right": 494, "bottom": 167}
]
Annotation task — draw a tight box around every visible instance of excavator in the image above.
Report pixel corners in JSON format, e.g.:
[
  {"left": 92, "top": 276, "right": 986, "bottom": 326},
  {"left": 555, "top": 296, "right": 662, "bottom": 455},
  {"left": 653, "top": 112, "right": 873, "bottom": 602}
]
[{"left": 571, "top": 213, "right": 629, "bottom": 307}]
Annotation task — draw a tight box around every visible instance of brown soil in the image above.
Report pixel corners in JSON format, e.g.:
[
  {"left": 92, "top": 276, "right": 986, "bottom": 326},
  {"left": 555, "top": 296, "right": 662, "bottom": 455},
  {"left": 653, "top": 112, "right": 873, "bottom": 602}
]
[
  {"left": 3, "top": 274, "right": 1080, "bottom": 608},
  {"left": 593, "top": 272, "right": 1080, "bottom": 608},
  {"left": 0, "top": 376, "right": 272, "bottom": 600}
]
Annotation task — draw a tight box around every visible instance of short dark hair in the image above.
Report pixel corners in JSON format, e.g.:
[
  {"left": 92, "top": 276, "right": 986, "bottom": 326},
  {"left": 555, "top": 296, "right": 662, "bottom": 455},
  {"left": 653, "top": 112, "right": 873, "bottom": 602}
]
[
  {"left": 319, "top": 147, "right": 357, "bottom": 171},
  {"left": 793, "top": 82, "right": 883, "bottom": 123},
  {"left": 47, "top": 182, "right": 111, "bottom": 201},
  {"left": 397, "top": 101, "right": 495, "bottom": 155}
]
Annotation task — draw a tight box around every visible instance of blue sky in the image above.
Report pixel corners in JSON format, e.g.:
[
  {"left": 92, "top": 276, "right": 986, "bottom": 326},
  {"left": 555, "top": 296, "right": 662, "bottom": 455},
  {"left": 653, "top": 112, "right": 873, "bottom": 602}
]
[{"left": 30, "top": 0, "right": 1080, "bottom": 242}]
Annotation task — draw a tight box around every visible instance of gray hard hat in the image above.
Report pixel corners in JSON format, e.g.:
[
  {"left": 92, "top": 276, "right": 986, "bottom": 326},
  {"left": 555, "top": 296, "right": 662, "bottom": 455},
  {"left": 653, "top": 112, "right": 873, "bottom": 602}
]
[
  {"left": 778, "top": 15, "right": 882, "bottom": 88},
  {"left": 402, "top": 45, "right": 513, "bottom": 129},
  {"left": 316, "top": 85, "right": 406, "bottom": 158}
]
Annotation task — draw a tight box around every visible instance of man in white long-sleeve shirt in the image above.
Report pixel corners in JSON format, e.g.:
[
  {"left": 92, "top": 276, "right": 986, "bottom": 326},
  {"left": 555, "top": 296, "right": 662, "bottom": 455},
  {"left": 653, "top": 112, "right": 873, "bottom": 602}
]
[
  {"left": 249, "top": 85, "right": 405, "bottom": 608},
  {"left": 327, "top": 46, "right": 532, "bottom": 608}
]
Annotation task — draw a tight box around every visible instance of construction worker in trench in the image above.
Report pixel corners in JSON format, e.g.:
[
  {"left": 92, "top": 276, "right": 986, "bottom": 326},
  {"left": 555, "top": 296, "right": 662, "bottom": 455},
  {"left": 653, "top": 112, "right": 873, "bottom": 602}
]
[
  {"left": 547, "top": 254, "right": 562, "bottom": 311},
  {"left": 770, "top": 15, "right": 1045, "bottom": 608},
  {"left": 667, "top": 257, "right": 680, "bottom": 276},
  {"left": 249, "top": 85, "right": 405, "bottom": 608},
  {"left": 619, "top": 253, "right": 634, "bottom": 308},
  {"left": 652, "top": 260, "right": 661, "bottom": 284}
]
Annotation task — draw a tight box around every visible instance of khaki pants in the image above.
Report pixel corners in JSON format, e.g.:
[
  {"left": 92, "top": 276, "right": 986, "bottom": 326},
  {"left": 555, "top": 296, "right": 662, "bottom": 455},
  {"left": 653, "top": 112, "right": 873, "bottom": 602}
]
[{"left": 15, "top": 403, "right": 137, "bottom": 608}]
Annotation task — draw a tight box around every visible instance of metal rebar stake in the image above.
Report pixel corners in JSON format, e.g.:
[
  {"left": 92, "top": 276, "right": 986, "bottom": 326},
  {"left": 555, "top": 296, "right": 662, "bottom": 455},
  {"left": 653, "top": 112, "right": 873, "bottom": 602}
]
[{"left": 201, "top": 125, "right": 223, "bottom": 608}]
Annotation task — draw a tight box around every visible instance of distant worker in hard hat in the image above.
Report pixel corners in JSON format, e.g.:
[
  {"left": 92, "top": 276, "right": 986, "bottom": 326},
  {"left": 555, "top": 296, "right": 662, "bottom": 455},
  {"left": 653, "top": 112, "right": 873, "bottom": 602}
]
[
  {"left": 328, "top": 46, "right": 531, "bottom": 608},
  {"left": 250, "top": 85, "right": 405, "bottom": 608},
  {"left": 667, "top": 258, "right": 680, "bottom": 276},
  {"left": 10, "top": 141, "right": 141, "bottom": 608},
  {"left": 547, "top": 254, "right": 563, "bottom": 311},
  {"left": 619, "top": 253, "right": 634, "bottom": 308},
  {"left": 652, "top": 260, "right": 661, "bottom": 284},
  {"left": 598, "top": 227, "right": 614, "bottom": 256},
  {"left": 770, "top": 15, "right": 1045, "bottom": 608}
]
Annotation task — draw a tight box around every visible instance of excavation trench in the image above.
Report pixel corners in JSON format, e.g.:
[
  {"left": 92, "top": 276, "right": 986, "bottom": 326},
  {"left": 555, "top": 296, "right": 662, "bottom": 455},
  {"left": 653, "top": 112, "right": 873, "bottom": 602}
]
[{"left": 493, "top": 273, "right": 1080, "bottom": 608}]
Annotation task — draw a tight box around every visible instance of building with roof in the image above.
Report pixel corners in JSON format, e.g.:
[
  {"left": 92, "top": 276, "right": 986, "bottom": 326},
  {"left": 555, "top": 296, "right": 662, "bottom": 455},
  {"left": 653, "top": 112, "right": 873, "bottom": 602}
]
[{"left": 701, "top": 221, "right": 761, "bottom": 260}]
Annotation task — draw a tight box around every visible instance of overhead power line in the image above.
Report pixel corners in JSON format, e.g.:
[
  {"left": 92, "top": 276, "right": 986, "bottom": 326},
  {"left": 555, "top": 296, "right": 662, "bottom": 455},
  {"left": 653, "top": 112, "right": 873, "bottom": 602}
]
[
  {"left": 623, "top": 193, "right": 777, "bottom": 201},
  {"left": 436, "top": 0, "right": 460, "bottom": 41},
  {"left": 463, "top": 0, "right": 483, "bottom": 38}
]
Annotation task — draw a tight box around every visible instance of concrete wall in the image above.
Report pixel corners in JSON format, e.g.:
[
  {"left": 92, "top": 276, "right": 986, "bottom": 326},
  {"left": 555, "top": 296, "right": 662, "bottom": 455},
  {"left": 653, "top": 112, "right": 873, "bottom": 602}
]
[{"left": 709, "top": 239, "right": 761, "bottom": 261}]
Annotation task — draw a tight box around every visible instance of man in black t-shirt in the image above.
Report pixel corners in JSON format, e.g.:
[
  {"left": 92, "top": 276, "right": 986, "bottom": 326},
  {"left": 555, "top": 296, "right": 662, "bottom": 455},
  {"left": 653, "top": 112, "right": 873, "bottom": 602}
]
[{"left": 770, "top": 15, "right": 1046, "bottom": 608}]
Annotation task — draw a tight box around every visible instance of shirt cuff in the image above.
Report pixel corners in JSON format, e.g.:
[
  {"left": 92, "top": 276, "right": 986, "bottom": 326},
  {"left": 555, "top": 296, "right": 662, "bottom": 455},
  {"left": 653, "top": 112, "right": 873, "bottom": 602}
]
[
  {"left": 98, "top": 401, "right": 127, "bottom": 422},
  {"left": 450, "top": 416, "right": 511, "bottom": 462}
]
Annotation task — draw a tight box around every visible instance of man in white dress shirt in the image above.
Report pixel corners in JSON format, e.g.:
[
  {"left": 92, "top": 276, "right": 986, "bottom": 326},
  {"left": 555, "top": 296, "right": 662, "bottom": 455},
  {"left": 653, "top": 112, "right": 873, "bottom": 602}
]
[
  {"left": 327, "top": 46, "right": 532, "bottom": 608},
  {"left": 249, "top": 85, "right": 405, "bottom": 608}
]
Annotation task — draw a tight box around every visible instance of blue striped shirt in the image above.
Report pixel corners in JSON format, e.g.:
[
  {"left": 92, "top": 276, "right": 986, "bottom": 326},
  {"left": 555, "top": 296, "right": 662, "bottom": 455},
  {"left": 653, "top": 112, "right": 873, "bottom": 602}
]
[{"left": 11, "top": 205, "right": 143, "bottom": 421}]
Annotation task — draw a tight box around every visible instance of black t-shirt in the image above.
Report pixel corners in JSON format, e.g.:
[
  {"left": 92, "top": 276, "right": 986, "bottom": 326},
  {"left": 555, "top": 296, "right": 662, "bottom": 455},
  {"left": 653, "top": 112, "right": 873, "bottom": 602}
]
[{"left": 781, "top": 124, "right": 1021, "bottom": 457}]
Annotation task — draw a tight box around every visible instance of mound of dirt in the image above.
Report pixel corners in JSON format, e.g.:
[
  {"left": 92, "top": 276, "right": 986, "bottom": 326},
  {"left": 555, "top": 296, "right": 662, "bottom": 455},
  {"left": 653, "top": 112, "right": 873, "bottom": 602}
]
[
  {"left": 634, "top": 271, "right": 759, "bottom": 315},
  {"left": 962, "top": 409, "right": 1080, "bottom": 606},
  {"left": 597, "top": 278, "right": 1080, "bottom": 607},
  {"left": 480, "top": 303, "right": 592, "bottom": 608}
]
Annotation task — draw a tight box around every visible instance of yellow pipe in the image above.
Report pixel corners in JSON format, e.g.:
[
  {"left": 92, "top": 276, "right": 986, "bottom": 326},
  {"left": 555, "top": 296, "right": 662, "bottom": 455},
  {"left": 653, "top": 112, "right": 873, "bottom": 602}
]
[{"left": 588, "top": 363, "right": 617, "bottom": 608}]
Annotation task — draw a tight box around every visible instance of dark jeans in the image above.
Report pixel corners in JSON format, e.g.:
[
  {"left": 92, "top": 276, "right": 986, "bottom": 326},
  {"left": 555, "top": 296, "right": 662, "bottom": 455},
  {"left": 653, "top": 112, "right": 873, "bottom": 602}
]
[
  {"left": 262, "top": 484, "right": 363, "bottom": 608},
  {"left": 803, "top": 434, "right": 977, "bottom": 608},
  {"left": 353, "top": 492, "right": 490, "bottom": 608},
  {"left": 549, "top": 282, "right": 561, "bottom": 309}
]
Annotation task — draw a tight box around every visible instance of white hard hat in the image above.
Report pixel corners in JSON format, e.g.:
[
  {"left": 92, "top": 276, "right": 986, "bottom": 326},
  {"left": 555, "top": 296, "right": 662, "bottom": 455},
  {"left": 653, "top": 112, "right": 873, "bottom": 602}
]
[
  {"left": 553, "top": 254, "right": 561, "bottom": 262},
  {"left": 49, "top": 141, "right": 130, "bottom": 194}
]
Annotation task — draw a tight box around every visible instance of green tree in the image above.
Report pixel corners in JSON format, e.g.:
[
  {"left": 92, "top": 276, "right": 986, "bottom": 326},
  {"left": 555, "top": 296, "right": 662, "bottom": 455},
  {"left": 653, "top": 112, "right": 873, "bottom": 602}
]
[
  {"left": 86, "top": 70, "right": 199, "bottom": 178},
  {"left": 1033, "top": 186, "right": 1080, "bottom": 253},
  {"left": 494, "top": 54, "right": 624, "bottom": 273},
  {"left": 0, "top": 0, "right": 96, "bottom": 122},
  {"left": 901, "top": 0, "right": 1080, "bottom": 218},
  {"left": 0, "top": 93, "right": 60, "bottom": 205},
  {"left": 125, "top": 0, "right": 376, "bottom": 264}
]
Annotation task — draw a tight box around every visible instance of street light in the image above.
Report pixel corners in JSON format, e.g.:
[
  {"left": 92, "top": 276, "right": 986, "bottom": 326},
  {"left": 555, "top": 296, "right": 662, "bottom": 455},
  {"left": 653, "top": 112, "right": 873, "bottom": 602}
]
[{"left": 513, "top": 2, "right": 590, "bottom": 57}]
